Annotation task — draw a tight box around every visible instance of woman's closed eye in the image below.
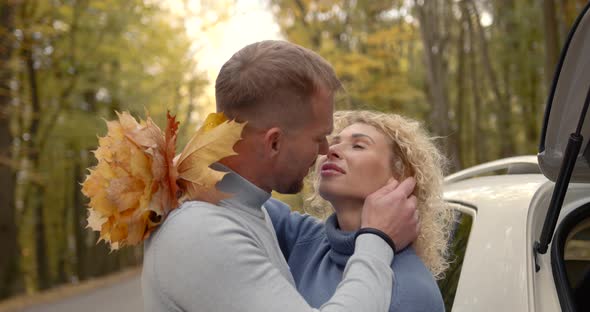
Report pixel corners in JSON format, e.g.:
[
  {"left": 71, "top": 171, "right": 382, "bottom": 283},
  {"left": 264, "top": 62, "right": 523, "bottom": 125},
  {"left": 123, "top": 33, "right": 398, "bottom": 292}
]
[{"left": 352, "top": 144, "right": 365, "bottom": 149}]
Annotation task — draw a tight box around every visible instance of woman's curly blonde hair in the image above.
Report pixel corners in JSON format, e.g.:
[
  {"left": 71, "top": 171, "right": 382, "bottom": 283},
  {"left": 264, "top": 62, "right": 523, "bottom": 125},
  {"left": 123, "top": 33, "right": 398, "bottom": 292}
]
[{"left": 306, "top": 110, "right": 454, "bottom": 279}]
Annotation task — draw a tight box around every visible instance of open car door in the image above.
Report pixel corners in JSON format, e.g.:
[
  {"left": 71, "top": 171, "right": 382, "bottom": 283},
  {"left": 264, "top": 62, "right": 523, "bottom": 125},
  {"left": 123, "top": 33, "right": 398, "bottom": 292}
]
[{"left": 536, "top": 2, "right": 590, "bottom": 311}]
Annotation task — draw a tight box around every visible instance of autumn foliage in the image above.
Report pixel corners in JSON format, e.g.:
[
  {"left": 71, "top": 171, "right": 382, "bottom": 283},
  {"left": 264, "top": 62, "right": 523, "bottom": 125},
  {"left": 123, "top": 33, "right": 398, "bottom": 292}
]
[{"left": 82, "top": 111, "right": 245, "bottom": 250}]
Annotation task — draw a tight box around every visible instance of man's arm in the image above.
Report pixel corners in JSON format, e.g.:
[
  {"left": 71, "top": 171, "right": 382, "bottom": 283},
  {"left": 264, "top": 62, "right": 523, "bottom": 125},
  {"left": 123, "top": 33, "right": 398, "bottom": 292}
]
[
  {"left": 264, "top": 198, "right": 324, "bottom": 259},
  {"left": 361, "top": 178, "right": 419, "bottom": 252},
  {"left": 149, "top": 204, "right": 394, "bottom": 312}
]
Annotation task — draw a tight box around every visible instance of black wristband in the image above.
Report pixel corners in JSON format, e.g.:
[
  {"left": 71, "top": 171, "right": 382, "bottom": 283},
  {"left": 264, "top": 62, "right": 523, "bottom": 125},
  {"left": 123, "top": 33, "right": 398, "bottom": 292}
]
[{"left": 355, "top": 228, "right": 397, "bottom": 253}]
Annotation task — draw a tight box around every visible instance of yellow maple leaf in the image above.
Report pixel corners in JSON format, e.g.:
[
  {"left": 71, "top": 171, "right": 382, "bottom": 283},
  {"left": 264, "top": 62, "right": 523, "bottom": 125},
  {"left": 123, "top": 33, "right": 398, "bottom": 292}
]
[{"left": 176, "top": 112, "right": 246, "bottom": 204}]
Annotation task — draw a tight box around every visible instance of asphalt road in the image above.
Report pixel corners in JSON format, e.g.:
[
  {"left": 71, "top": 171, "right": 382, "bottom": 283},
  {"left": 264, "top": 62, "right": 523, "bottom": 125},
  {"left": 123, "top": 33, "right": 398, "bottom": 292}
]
[{"left": 23, "top": 275, "right": 143, "bottom": 312}]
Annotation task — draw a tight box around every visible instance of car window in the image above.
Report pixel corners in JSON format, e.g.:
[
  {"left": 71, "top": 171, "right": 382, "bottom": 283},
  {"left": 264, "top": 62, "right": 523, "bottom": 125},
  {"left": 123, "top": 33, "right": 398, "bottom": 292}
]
[
  {"left": 564, "top": 217, "right": 590, "bottom": 310},
  {"left": 438, "top": 203, "right": 475, "bottom": 312}
]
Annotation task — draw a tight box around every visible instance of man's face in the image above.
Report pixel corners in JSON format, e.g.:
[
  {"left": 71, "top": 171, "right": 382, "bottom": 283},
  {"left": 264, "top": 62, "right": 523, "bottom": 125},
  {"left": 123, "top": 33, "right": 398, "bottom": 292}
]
[{"left": 273, "top": 88, "right": 334, "bottom": 194}]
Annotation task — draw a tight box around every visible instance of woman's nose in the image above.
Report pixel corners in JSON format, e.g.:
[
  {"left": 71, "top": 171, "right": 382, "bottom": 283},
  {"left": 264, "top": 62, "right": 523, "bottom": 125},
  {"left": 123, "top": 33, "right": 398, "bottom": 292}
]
[{"left": 327, "top": 145, "right": 341, "bottom": 160}]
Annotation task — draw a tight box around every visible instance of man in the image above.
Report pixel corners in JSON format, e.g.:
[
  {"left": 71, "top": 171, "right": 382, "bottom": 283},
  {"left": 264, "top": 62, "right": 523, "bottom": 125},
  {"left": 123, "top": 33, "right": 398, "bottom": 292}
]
[{"left": 142, "top": 40, "right": 419, "bottom": 312}]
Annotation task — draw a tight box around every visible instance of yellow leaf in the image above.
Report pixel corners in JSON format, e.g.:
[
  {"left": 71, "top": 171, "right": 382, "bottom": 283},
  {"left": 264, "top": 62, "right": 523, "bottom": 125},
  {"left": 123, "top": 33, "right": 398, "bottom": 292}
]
[
  {"left": 176, "top": 112, "right": 246, "bottom": 204},
  {"left": 86, "top": 209, "right": 107, "bottom": 232},
  {"left": 201, "top": 112, "right": 229, "bottom": 132},
  {"left": 176, "top": 112, "right": 229, "bottom": 164}
]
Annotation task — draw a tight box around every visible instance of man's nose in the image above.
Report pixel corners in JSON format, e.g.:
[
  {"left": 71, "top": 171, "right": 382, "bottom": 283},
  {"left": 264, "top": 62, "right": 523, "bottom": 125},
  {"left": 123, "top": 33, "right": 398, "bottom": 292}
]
[{"left": 318, "top": 138, "right": 329, "bottom": 155}]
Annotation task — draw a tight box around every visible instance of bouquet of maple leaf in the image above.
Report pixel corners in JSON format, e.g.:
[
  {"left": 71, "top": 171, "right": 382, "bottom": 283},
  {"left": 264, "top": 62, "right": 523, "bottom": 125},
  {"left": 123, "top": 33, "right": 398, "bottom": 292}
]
[{"left": 82, "top": 111, "right": 245, "bottom": 250}]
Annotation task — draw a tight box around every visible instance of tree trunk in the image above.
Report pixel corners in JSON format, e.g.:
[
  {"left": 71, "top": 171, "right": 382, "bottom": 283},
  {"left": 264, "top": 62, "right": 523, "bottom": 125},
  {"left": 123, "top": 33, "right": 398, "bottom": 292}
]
[
  {"left": 0, "top": 0, "right": 21, "bottom": 299},
  {"left": 468, "top": 0, "right": 515, "bottom": 158},
  {"left": 73, "top": 150, "right": 89, "bottom": 281},
  {"left": 464, "top": 2, "right": 486, "bottom": 164},
  {"left": 455, "top": 14, "right": 467, "bottom": 168},
  {"left": 24, "top": 37, "right": 50, "bottom": 290},
  {"left": 56, "top": 148, "right": 72, "bottom": 285},
  {"left": 414, "top": 0, "right": 461, "bottom": 171},
  {"left": 543, "top": 0, "right": 559, "bottom": 89}
]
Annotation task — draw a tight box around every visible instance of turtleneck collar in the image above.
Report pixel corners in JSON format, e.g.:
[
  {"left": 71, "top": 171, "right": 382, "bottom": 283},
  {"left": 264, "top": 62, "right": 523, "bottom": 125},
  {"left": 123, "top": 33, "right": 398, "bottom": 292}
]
[
  {"left": 212, "top": 163, "right": 271, "bottom": 219},
  {"left": 326, "top": 212, "right": 410, "bottom": 266},
  {"left": 325, "top": 213, "right": 357, "bottom": 266}
]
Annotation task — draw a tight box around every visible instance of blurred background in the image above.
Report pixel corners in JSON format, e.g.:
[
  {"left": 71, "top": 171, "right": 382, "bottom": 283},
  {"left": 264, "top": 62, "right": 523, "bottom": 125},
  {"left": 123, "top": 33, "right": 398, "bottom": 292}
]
[{"left": 0, "top": 0, "right": 587, "bottom": 309}]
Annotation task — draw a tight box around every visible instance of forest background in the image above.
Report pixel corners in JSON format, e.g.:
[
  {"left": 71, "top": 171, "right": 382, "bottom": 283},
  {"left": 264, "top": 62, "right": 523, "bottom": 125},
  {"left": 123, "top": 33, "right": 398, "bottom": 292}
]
[{"left": 0, "top": 0, "right": 587, "bottom": 303}]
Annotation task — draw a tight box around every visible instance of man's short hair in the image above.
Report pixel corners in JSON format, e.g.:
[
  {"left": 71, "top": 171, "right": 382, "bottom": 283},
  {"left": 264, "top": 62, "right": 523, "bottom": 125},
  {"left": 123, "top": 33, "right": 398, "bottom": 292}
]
[{"left": 215, "top": 40, "right": 342, "bottom": 130}]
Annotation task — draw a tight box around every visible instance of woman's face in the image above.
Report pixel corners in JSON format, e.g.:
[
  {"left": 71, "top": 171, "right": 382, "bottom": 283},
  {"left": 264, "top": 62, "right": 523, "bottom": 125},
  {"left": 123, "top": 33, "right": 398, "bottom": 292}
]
[{"left": 318, "top": 122, "right": 394, "bottom": 202}]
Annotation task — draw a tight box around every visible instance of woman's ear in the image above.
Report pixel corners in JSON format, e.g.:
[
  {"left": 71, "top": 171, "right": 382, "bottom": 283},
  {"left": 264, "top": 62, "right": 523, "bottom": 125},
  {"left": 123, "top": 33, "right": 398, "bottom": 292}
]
[{"left": 263, "top": 127, "right": 283, "bottom": 158}]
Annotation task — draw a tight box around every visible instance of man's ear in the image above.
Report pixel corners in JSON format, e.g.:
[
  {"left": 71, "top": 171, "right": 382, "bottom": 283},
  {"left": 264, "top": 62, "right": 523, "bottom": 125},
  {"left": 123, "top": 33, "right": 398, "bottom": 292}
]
[{"left": 263, "top": 127, "right": 283, "bottom": 158}]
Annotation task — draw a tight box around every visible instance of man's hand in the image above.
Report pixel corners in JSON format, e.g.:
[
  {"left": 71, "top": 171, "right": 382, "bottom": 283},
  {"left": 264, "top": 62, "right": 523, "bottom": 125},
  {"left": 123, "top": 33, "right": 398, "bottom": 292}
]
[{"left": 360, "top": 177, "right": 419, "bottom": 251}]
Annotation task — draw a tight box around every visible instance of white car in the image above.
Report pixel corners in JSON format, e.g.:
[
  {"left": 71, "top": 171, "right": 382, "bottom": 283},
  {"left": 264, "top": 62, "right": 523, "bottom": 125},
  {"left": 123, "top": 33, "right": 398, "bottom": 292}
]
[{"left": 439, "top": 4, "right": 590, "bottom": 311}]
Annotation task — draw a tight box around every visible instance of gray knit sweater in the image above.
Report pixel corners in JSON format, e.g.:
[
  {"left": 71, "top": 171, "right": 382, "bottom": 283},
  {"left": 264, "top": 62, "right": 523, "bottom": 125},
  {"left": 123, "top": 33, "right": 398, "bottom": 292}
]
[{"left": 141, "top": 165, "right": 394, "bottom": 312}]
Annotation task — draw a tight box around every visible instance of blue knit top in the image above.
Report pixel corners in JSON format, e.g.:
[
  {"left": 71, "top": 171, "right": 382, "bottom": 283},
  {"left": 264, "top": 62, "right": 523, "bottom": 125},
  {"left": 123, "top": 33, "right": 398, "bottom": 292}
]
[{"left": 265, "top": 198, "right": 444, "bottom": 312}]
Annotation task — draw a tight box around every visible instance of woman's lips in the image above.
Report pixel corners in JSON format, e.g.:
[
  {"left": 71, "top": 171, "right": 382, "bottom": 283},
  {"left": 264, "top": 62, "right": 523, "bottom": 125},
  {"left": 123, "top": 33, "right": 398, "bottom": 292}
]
[{"left": 320, "top": 163, "right": 345, "bottom": 177}]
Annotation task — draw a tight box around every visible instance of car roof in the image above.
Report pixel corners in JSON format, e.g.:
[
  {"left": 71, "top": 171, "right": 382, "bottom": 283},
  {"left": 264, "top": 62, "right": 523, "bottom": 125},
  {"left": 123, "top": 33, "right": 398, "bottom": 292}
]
[{"left": 444, "top": 174, "right": 549, "bottom": 212}]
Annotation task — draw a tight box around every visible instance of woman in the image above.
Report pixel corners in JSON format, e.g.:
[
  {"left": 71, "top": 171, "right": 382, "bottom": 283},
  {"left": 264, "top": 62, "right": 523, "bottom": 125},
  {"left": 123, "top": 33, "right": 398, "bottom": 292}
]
[{"left": 265, "top": 110, "right": 453, "bottom": 312}]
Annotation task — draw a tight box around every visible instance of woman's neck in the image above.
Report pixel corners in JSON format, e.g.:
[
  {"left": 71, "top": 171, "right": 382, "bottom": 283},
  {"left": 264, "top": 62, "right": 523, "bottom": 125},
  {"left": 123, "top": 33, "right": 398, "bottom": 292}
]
[{"left": 331, "top": 199, "right": 364, "bottom": 232}]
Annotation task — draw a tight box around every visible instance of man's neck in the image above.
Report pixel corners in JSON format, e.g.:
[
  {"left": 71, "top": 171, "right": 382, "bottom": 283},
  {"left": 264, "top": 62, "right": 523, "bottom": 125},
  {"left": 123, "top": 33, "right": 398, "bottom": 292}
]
[{"left": 219, "top": 157, "right": 272, "bottom": 193}]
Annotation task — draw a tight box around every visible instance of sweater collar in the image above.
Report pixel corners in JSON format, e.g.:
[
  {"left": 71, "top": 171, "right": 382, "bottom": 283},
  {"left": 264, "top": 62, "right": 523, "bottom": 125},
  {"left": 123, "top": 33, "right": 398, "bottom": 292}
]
[
  {"left": 326, "top": 212, "right": 410, "bottom": 266},
  {"left": 213, "top": 163, "right": 271, "bottom": 219},
  {"left": 325, "top": 213, "right": 356, "bottom": 266}
]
